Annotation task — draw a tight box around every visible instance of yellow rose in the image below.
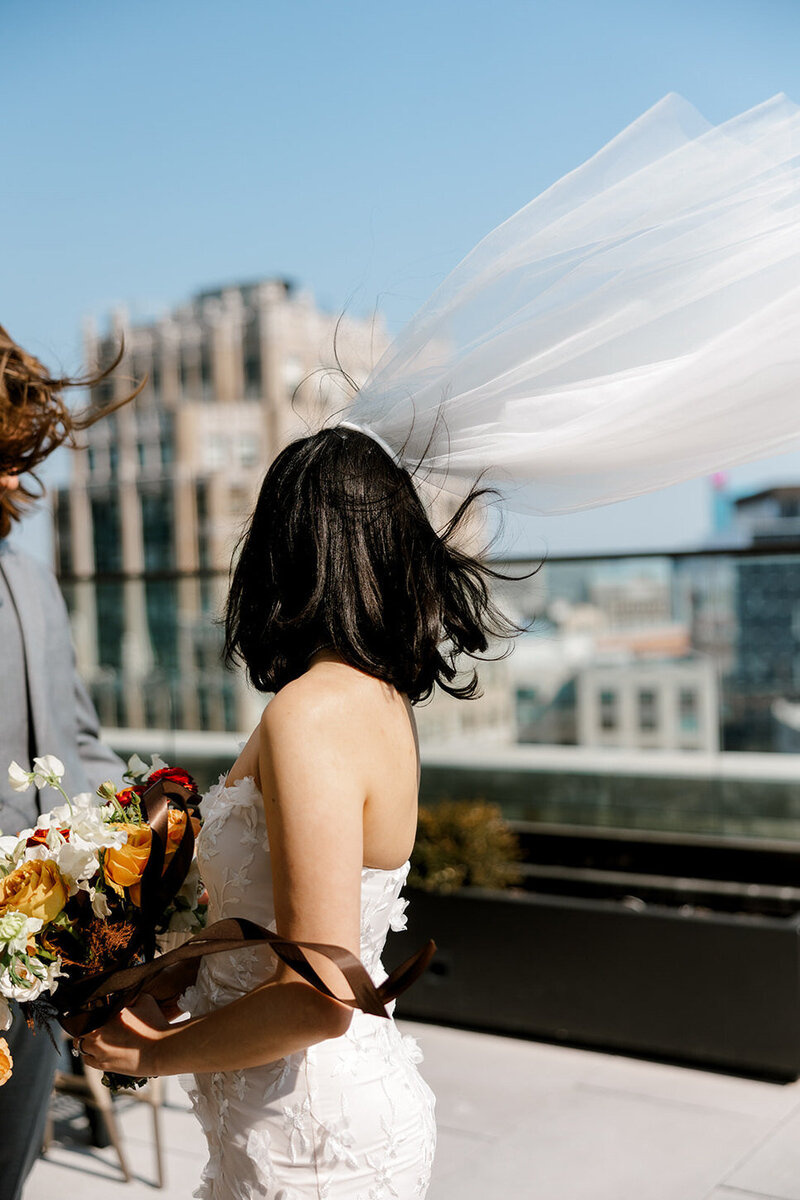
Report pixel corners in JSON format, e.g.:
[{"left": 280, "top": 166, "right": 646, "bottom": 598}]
[
  {"left": 103, "top": 824, "right": 151, "bottom": 903},
  {"left": 104, "top": 812, "right": 200, "bottom": 906},
  {"left": 0, "top": 1038, "right": 12, "bottom": 1087},
  {"left": 0, "top": 860, "right": 68, "bottom": 925}
]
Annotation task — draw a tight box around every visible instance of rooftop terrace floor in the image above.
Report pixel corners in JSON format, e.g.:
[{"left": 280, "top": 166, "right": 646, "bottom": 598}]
[{"left": 27, "top": 1019, "right": 800, "bottom": 1200}]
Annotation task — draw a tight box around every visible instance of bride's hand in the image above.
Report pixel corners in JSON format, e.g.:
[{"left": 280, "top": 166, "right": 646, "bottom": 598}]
[{"left": 77, "top": 994, "right": 171, "bottom": 1077}]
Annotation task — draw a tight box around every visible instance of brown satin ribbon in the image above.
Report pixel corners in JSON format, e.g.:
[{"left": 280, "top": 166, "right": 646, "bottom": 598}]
[
  {"left": 135, "top": 778, "right": 198, "bottom": 959},
  {"left": 58, "top": 778, "right": 436, "bottom": 1037},
  {"left": 60, "top": 918, "right": 437, "bottom": 1037}
]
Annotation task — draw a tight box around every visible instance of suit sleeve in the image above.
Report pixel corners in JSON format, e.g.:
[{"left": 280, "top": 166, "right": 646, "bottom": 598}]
[
  {"left": 72, "top": 661, "right": 125, "bottom": 792},
  {"left": 35, "top": 558, "right": 126, "bottom": 792}
]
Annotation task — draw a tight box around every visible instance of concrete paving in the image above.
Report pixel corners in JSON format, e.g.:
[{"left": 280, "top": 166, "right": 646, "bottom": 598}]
[{"left": 26, "top": 1020, "right": 800, "bottom": 1200}]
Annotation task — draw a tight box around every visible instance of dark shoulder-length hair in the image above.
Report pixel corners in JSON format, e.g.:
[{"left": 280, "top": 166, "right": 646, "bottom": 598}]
[{"left": 224, "top": 425, "right": 532, "bottom": 704}]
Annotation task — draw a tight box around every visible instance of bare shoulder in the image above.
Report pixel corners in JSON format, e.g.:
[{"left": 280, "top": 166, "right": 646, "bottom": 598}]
[{"left": 259, "top": 663, "right": 392, "bottom": 750}]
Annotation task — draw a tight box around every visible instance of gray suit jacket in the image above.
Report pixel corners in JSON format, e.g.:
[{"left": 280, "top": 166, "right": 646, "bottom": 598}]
[{"left": 0, "top": 540, "right": 122, "bottom": 834}]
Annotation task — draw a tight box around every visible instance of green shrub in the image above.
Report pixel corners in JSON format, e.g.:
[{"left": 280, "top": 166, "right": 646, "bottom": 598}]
[{"left": 409, "top": 799, "right": 523, "bottom": 894}]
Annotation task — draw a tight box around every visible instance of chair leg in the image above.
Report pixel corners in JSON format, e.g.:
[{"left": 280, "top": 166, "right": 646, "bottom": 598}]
[
  {"left": 41, "top": 1110, "right": 53, "bottom": 1155},
  {"left": 151, "top": 1096, "right": 165, "bottom": 1189},
  {"left": 84, "top": 1066, "right": 132, "bottom": 1183},
  {"left": 67, "top": 1042, "right": 109, "bottom": 1149}
]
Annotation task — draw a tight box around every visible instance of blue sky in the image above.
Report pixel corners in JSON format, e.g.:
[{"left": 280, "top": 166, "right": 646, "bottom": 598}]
[{"left": 4, "top": 0, "right": 800, "bottom": 561}]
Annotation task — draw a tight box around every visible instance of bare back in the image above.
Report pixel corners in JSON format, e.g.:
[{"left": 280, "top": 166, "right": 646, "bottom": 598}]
[{"left": 226, "top": 652, "right": 420, "bottom": 871}]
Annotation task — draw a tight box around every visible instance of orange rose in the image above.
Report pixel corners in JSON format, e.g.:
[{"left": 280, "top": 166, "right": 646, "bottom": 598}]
[
  {"left": 103, "top": 824, "right": 151, "bottom": 903},
  {"left": 0, "top": 860, "right": 68, "bottom": 925},
  {"left": 0, "top": 1038, "right": 12, "bottom": 1087},
  {"left": 104, "top": 812, "right": 200, "bottom": 906},
  {"left": 165, "top": 810, "right": 202, "bottom": 867}
]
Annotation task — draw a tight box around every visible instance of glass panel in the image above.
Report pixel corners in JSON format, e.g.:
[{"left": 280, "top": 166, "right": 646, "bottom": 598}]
[{"left": 54, "top": 547, "right": 800, "bottom": 841}]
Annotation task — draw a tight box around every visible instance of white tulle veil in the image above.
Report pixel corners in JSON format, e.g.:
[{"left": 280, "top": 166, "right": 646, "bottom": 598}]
[{"left": 341, "top": 92, "right": 800, "bottom": 514}]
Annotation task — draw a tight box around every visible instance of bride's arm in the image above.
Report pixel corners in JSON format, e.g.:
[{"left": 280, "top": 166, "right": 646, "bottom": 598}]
[{"left": 80, "top": 684, "right": 365, "bottom": 1077}]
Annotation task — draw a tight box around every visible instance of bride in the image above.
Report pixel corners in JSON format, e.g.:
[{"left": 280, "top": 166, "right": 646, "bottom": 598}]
[
  {"left": 79, "top": 424, "right": 518, "bottom": 1198},
  {"left": 81, "top": 90, "right": 800, "bottom": 1196}
]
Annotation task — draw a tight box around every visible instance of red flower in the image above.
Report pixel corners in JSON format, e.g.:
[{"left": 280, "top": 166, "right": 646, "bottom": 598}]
[
  {"left": 26, "top": 827, "right": 70, "bottom": 848},
  {"left": 115, "top": 787, "right": 141, "bottom": 808},
  {"left": 145, "top": 767, "right": 198, "bottom": 794}
]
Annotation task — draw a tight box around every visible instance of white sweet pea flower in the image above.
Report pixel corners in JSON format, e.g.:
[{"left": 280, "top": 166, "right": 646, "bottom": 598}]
[
  {"left": 45, "top": 958, "right": 66, "bottom": 991},
  {"left": 74, "top": 879, "right": 112, "bottom": 918},
  {"left": 31, "top": 755, "right": 65, "bottom": 788},
  {"left": 22, "top": 793, "right": 126, "bottom": 892},
  {"left": 90, "top": 889, "right": 112, "bottom": 919},
  {"left": 7, "top": 762, "right": 32, "bottom": 793},
  {"left": 45, "top": 793, "right": 122, "bottom": 845},
  {"left": 0, "top": 994, "right": 11, "bottom": 1031},
  {"left": 53, "top": 843, "right": 101, "bottom": 892},
  {"left": 126, "top": 753, "right": 150, "bottom": 779},
  {"left": 0, "top": 835, "right": 25, "bottom": 874},
  {"left": 148, "top": 753, "right": 169, "bottom": 776}
]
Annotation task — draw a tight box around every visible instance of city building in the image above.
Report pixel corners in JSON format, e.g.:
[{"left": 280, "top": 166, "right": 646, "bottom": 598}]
[
  {"left": 724, "top": 485, "right": 800, "bottom": 750},
  {"left": 53, "top": 277, "right": 493, "bottom": 743},
  {"left": 732, "top": 485, "right": 800, "bottom": 545},
  {"left": 54, "top": 279, "right": 390, "bottom": 732},
  {"left": 576, "top": 656, "right": 720, "bottom": 752}
]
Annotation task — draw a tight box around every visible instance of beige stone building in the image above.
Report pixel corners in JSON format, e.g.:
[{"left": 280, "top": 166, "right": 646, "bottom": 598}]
[
  {"left": 54, "top": 279, "right": 389, "bottom": 732},
  {"left": 53, "top": 277, "right": 503, "bottom": 743}
]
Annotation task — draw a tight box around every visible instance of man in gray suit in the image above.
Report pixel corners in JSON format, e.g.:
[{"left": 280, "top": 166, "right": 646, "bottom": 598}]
[{"left": 0, "top": 326, "right": 134, "bottom": 1199}]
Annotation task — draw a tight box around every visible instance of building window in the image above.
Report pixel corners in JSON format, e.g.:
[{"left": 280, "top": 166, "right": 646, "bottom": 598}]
[
  {"left": 200, "top": 346, "right": 213, "bottom": 401},
  {"left": 54, "top": 493, "right": 73, "bottom": 577},
  {"left": 203, "top": 438, "right": 226, "bottom": 470},
  {"left": 244, "top": 354, "right": 261, "bottom": 399},
  {"left": 237, "top": 435, "right": 259, "bottom": 468},
  {"left": 283, "top": 357, "right": 304, "bottom": 392},
  {"left": 180, "top": 349, "right": 200, "bottom": 397},
  {"left": 599, "top": 688, "right": 618, "bottom": 731},
  {"left": 196, "top": 481, "right": 210, "bottom": 570},
  {"left": 679, "top": 687, "right": 699, "bottom": 733},
  {"left": 95, "top": 582, "right": 124, "bottom": 671},
  {"left": 91, "top": 493, "right": 122, "bottom": 573},
  {"left": 159, "top": 412, "right": 175, "bottom": 468},
  {"left": 141, "top": 486, "right": 175, "bottom": 572},
  {"left": 638, "top": 688, "right": 658, "bottom": 731},
  {"left": 137, "top": 442, "right": 147, "bottom": 469}
]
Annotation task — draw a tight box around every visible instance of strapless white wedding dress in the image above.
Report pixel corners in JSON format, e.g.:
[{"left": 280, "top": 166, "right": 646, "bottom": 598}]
[{"left": 179, "top": 775, "right": 437, "bottom": 1200}]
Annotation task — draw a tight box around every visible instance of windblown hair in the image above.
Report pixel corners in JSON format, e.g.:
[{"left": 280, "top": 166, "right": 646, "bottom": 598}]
[
  {"left": 0, "top": 324, "right": 142, "bottom": 537},
  {"left": 224, "top": 425, "right": 531, "bottom": 704}
]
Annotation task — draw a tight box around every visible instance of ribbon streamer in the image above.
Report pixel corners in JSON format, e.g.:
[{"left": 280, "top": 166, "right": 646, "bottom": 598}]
[
  {"left": 56, "top": 778, "right": 436, "bottom": 1037},
  {"left": 60, "top": 917, "right": 437, "bottom": 1037}
]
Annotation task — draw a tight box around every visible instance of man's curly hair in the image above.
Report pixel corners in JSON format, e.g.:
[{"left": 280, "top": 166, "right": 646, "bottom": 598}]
[{"left": 0, "top": 324, "right": 143, "bottom": 538}]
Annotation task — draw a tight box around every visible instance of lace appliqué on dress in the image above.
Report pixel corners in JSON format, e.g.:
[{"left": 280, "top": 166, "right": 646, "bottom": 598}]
[{"left": 180, "top": 775, "right": 436, "bottom": 1200}]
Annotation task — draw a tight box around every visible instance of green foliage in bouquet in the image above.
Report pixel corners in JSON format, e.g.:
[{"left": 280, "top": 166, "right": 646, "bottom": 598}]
[{"left": 408, "top": 799, "right": 523, "bottom": 894}]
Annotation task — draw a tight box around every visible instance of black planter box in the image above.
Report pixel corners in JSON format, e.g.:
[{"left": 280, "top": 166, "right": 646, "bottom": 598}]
[{"left": 385, "top": 886, "right": 800, "bottom": 1080}]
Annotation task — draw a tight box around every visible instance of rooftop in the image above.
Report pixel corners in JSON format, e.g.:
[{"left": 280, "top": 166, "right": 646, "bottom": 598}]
[{"left": 28, "top": 1020, "right": 800, "bottom": 1200}]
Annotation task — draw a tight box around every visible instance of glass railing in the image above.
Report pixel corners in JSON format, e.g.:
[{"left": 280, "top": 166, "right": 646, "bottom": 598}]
[{"left": 57, "top": 545, "right": 800, "bottom": 843}]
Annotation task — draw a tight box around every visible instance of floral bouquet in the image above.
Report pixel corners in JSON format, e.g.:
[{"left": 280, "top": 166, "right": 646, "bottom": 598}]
[{"left": 0, "top": 752, "right": 205, "bottom": 1090}]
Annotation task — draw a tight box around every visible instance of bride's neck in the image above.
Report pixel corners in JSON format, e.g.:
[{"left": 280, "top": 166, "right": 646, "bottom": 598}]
[{"left": 306, "top": 646, "right": 344, "bottom": 670}]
